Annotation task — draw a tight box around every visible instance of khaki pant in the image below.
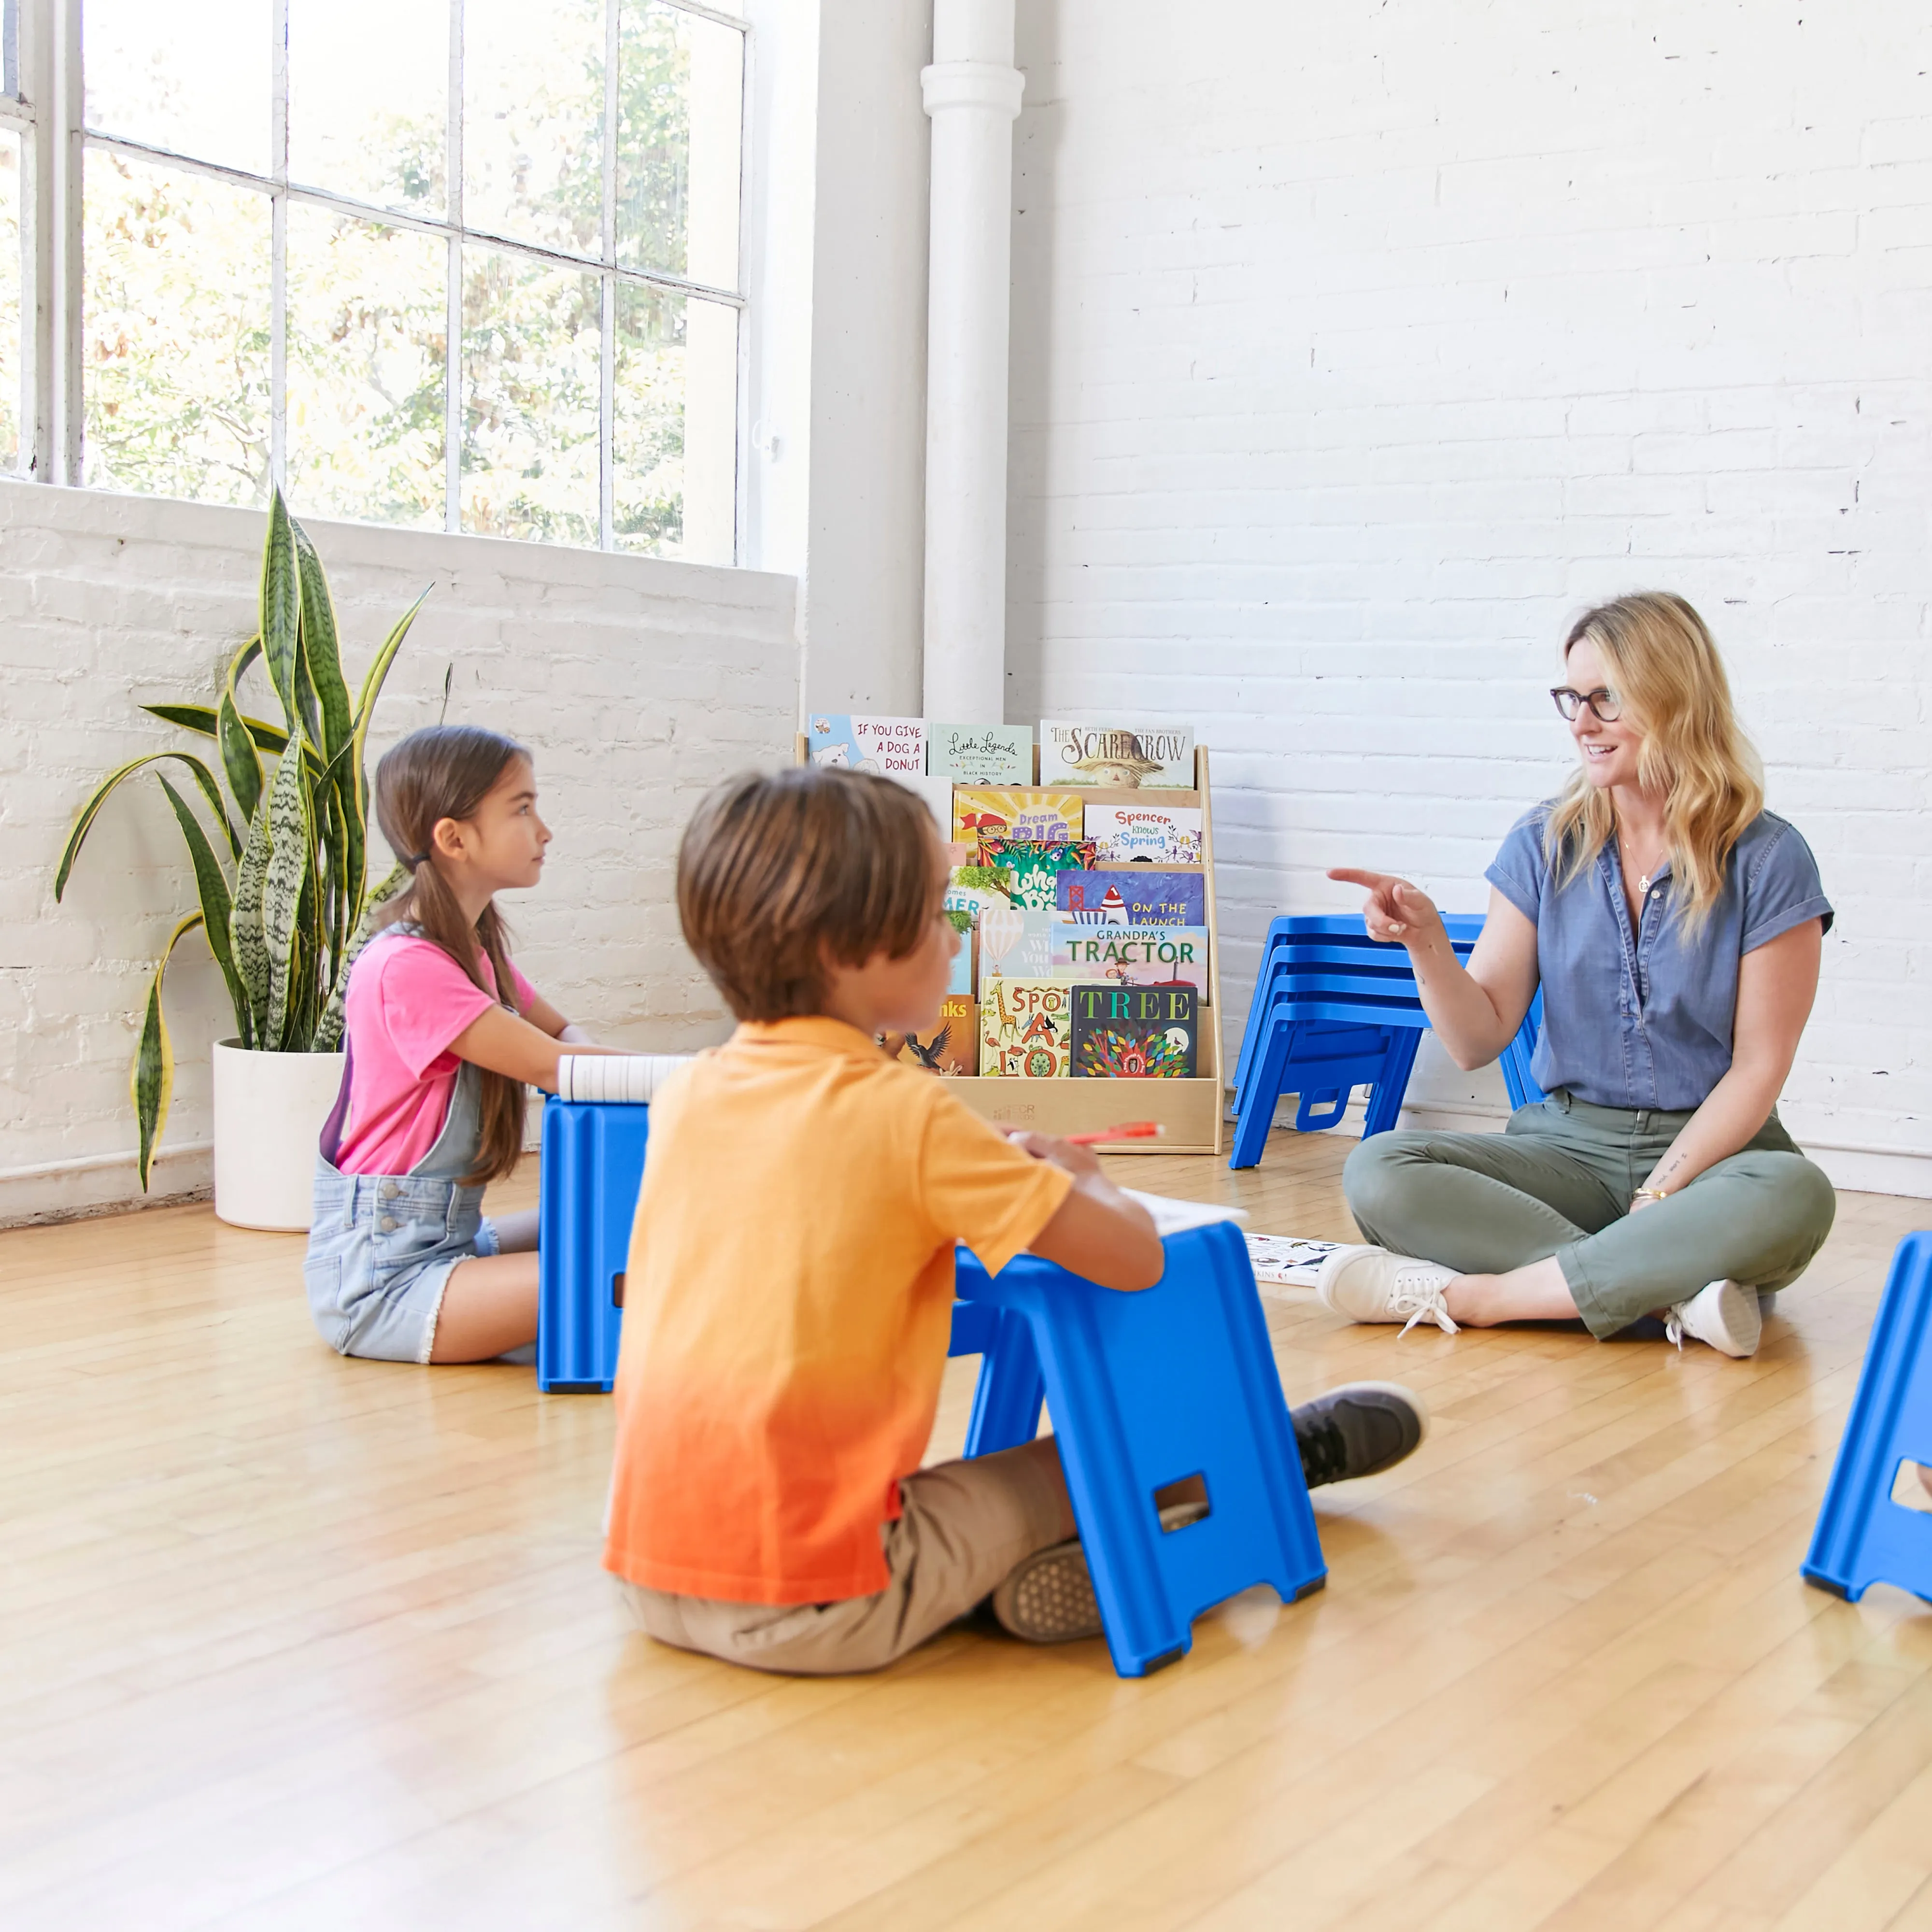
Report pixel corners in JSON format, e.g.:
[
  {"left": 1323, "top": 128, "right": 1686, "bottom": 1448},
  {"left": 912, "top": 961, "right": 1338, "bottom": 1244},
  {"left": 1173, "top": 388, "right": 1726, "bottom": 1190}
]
[
  {"left": 1344, "top": 1091, "right": 1838, "bottom": 1338},
  {"left": 621, "top": 1436, "right": 1076, "bottom": 1676}
]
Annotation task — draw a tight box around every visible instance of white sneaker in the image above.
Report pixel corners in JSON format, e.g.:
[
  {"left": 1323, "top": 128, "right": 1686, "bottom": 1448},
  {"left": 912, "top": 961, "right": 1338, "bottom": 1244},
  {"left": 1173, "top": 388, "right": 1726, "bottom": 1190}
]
[
  {"left": 1316, "top": 1245, "right": 1459, "bottom": 1336},
  {"left": 1663, "top": 1279, "right": 1762, "bottom": 1359}
]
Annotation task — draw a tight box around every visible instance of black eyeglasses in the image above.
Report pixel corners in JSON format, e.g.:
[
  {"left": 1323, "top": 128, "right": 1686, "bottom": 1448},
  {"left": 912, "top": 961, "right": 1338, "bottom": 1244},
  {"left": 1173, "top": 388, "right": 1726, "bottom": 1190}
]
[{"left": 1550, "top": 685, "right": 1623, "bottom": 723}]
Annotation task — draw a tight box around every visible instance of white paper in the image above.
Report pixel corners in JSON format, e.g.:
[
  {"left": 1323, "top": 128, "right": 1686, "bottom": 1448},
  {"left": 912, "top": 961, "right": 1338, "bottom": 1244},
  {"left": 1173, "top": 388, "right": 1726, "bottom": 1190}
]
[
  {"left": 556, "top": 1054, "right": 695, "bottom": 1104},
  {"left": 1120, "top": 1188, "right": 1250, "bottom": 1237}
]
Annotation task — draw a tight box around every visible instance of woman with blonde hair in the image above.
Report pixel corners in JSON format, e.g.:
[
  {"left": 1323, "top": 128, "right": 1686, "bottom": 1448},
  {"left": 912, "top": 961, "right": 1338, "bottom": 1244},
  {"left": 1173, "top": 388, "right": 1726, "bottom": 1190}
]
[{"left": 1321, "top": 592, "right": 1835, "bottom": 1359}]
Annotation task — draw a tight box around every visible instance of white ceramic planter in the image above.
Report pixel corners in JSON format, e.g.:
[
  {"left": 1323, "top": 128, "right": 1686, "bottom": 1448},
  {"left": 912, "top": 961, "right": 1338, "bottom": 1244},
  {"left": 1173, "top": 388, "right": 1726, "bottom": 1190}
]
[{"left": 211, "top": 1039, "right": 348, "bottom": 1231}]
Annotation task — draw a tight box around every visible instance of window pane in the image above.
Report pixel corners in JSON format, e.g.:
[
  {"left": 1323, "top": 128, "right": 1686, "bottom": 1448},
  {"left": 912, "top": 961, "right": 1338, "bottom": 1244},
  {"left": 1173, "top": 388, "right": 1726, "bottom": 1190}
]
[
  {"left": 463, "top": 0, "right": 603, "bottom": 256},
  {"left": 613, "top": 285, "right": 735, "bottom": 564},
  {"left": 286, "top": 205, "right": 446, "bottom": 530},
  {"left": 617, "top": 2, "right": 741, "bottom": 287},
  {"left": 289, "top": 0, "right": 447, "bottom": 216},
  {"left": 84, "top": 154, "right": 270, "bottom": 507},
  {"left": 85, "top": 0, "right": 270, "bottom": 177},
  {"left": 0, "top": 130, "right": 17, "bottom": 470},
  {"left": 461, "top": 246, "right": 598, "bottom": 546}
]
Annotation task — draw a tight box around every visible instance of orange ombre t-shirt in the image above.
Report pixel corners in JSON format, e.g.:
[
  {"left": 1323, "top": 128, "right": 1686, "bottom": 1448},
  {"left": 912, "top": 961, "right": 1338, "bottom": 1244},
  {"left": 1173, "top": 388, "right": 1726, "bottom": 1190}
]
[{"left": 602, "top": 1017, "right": 1075, "bottom": 1605}]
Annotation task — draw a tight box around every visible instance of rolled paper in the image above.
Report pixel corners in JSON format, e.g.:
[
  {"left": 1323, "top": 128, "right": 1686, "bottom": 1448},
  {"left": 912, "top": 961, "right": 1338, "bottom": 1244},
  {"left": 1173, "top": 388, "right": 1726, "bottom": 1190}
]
[{"left": 556, "top": 1054, "right": 696, "bottom": 1104}]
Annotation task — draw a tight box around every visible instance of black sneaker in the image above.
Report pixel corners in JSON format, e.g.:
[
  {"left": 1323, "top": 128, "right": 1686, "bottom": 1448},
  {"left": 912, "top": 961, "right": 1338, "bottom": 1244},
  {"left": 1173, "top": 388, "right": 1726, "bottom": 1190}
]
[
  {"left": 991, "top": 1501, "right": 1211, "bottom": 1644},
  {"left": 1293, "top": 1381, "right": 1428, "bottom": 1488}
]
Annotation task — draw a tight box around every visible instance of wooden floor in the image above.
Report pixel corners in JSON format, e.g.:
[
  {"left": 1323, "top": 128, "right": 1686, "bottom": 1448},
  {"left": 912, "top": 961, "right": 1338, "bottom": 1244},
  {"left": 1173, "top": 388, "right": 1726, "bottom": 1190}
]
[{"left": 4, "top": 1137, "right": 1932, "bottom": 1931}]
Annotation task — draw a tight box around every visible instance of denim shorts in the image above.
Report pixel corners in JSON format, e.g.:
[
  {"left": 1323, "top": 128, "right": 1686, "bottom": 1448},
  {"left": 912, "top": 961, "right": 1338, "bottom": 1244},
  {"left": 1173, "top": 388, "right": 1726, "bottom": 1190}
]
[{"left": 304, "top": 1158, "right": 500, "bottom": 1364}]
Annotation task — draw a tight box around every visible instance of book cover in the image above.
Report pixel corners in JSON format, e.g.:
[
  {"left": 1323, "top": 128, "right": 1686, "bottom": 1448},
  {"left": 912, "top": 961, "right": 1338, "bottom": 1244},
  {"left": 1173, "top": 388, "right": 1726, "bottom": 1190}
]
[
  {"left": 944, "top": 869, "right": 1012, "bottom": 929},
  {"left": 982, "top": 838, "right": 1098, "bottom": 911},
  {"left": 804, "top": 713, "right": 928, "bottom": 781},
  {"left": 927, "top": 724, "right": 1034, "bottom": 785},
  {"left": 1039, "top": 721, "right": 1194, "bottom": 789},
  {"left": 1049, "top": 921, "right": 1210, "bottom": 999},
  {"left": 895, "top": 996, "right": 978, "bottom": 1076},
  {"left": 1069, "top": 983, "right": 1197, "bottom": 1079},
  {"left": 975, "top": 905, "right": 1058, "bottom": 989},
  {"left": 952, "top": 787, "right": 1083, "bottom": 858},
  {"left": 945, "top": 909, "right": 976, "bottom": 998},
  {"left": 1057, "top": 868, "right": 1206, "bottom": 926},
  {"left": 1083, "top": 803, "right": 1205, "bottom": 865},
  {"left": 978, "top": 978, "right": 1073, "bottom": 1078}
]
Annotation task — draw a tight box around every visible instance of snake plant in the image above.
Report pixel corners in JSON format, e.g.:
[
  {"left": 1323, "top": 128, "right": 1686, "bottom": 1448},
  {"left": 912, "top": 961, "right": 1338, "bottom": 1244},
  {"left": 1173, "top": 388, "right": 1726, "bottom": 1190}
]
[{"left": 56, "top": 490, "right": 429, "bottom": 1189}]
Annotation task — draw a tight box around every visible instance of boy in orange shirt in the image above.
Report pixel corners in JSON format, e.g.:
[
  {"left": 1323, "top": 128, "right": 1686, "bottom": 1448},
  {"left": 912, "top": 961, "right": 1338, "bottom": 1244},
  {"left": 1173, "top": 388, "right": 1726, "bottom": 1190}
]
[{"left": 603, "top": 767, "right": 1424, "bottom": 1673}]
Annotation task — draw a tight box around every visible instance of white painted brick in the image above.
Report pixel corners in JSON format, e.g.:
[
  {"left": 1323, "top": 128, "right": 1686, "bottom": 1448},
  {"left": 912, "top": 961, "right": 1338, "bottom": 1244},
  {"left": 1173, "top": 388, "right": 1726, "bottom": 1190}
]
[
  {"left": 1011, "top": 0, "right": 1932, "bottom": 1165},
  {"left": 0, "top": 481, "right": 797, "bottom": 1212}
]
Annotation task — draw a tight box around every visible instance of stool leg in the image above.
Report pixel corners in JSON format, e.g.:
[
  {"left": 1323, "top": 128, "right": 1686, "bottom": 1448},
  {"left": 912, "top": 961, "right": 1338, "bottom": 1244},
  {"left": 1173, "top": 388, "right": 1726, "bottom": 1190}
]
[
  {"left": 1230, "top": 1018, "right": 1296, "bottom": 1170},
  {"left": 1020, "top": 1293, "right": 1191, "bottom": 1675},
  {"left": 963, "top": 1309, "right": 1046, "bottom": 1458},
  {"left": 1804, "top": 1234, "right": 1932, "bottom": 1602},
  {"left": 1361, "top": 1028, "right": 1423, "bottom": 1138}
]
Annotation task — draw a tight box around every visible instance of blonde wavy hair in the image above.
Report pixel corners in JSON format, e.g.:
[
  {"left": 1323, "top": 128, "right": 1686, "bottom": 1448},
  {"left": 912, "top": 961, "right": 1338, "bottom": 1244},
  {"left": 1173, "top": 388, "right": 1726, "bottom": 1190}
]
[{"left": 1544, "top": 592, "right": 1763, "bottom": 934}]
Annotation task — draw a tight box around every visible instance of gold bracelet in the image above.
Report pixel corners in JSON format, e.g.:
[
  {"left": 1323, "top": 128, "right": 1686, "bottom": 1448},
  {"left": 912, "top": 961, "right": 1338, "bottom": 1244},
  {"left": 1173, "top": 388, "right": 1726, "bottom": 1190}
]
[{"left": 1632, "top": 1186, "right": 1669, "bottom": 1203}]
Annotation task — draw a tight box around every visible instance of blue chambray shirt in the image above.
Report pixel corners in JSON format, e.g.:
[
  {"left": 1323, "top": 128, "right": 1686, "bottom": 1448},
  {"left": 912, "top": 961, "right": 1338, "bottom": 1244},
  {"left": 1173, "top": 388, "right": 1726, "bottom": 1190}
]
[{"left": 1485, "top": 805, "right": 1833, "bottom": 1112}]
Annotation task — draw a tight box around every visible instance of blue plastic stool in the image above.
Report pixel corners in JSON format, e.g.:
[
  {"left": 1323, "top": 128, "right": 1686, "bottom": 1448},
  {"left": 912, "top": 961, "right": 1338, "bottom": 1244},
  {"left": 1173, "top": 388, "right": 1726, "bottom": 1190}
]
[
  {"left": 948, "top": 1221, "right": 1326, "bottom": 1677},
  {"left": 537, "top": 1095, "right": 650, "bottom": 1392},
  {"left": 1802, "top": 1231, "right": 1932, "bottom": 1605}
]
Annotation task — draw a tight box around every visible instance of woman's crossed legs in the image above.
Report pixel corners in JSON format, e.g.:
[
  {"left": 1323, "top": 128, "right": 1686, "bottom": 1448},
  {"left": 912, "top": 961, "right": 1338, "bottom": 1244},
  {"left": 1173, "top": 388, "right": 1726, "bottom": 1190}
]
[{"left": 1340, "top": 1103, "right": 1836, "bottom": 1340}]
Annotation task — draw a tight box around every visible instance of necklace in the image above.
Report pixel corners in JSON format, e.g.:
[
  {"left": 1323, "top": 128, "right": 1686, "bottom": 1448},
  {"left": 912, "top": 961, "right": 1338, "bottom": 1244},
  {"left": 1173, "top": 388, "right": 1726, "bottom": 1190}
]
[{"left": 1620, "top": 833, "right": 1665, "bottom": 897}]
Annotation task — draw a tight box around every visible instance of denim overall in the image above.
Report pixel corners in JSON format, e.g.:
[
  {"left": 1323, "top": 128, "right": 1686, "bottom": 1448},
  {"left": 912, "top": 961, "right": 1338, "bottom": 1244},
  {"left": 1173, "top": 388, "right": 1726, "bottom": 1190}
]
[{"left": 303, "top": 939, "right": 503, "bottom": 1363}]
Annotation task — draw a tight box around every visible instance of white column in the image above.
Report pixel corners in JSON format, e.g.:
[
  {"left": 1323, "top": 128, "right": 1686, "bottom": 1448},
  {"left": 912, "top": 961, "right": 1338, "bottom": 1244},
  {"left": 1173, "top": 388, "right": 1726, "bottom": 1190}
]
[{"left": 920, "top": 0, "right": 1023, "bottom": 724}]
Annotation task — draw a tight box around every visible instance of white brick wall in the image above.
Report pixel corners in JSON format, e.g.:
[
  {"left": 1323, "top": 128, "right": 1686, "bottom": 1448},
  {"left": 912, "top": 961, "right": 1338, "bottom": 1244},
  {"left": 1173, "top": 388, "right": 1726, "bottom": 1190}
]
[
  {"left": 1007, "top": 0, "right": 1932, "bottom": 1193},
  {"left": 0, "top": 483, "right": 798, "bottom": 1220}
]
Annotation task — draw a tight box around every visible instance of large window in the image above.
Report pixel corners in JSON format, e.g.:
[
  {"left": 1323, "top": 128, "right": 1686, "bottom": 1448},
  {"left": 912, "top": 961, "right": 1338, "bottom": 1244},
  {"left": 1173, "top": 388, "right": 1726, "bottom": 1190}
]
[{"left": 18, "top": 0, "right": 745, "bottom": 562}]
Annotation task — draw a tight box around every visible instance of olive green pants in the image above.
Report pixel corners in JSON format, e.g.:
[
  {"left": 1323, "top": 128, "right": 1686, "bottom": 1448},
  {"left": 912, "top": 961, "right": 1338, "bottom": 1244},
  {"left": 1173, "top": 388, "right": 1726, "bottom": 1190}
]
[{"left": 1342, "top": 1090, "right": 1838, "bottom": 1338}]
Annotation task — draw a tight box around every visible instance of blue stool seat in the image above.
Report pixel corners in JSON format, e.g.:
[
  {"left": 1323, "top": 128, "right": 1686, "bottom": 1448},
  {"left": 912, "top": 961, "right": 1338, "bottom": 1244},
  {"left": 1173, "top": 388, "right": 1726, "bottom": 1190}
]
[
  {"left": 948, "top": 1221, "right": 1326, "bottom": 1677},
  {"left": 1803, "top": 1231, "right": 1932, "bottom": 1605},
  {"left": 537, "top": 1095, "right": 649, "bottom": 1392}
]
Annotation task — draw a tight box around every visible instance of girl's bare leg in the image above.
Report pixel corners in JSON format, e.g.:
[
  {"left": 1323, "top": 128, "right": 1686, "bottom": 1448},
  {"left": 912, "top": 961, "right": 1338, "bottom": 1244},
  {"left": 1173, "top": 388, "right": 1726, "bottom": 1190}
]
[
  {"left": 429, "top": 1250, "right": 540, "bottom": 1361},
  {"left": 1443, "top": 1254, "right": 1578, "bottom": 1326}
]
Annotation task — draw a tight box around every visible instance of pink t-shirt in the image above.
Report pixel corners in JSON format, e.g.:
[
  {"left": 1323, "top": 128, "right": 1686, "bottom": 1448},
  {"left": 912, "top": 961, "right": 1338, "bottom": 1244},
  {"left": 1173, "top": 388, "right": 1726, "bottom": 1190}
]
[{"left": 333, "top": 932, "right": 538, "bottom": 1177}]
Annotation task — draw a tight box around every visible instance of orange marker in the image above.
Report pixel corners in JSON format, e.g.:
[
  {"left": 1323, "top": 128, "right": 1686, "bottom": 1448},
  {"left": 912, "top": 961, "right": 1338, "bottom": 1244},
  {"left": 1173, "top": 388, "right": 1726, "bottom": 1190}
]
[{"left": 1065, "top": 1121, "right": 1164, "bottom": 1145}]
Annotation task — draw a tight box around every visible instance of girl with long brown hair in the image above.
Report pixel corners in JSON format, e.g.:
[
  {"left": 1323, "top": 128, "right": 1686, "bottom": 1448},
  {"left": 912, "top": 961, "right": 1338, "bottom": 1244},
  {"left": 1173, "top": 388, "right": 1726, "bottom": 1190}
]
[
  {"left": 304, "top": 725, "right": 617, "bottom": 1364},
  {"left": 1319, "top": 592, "right": 1836, "bottom": 1359}
]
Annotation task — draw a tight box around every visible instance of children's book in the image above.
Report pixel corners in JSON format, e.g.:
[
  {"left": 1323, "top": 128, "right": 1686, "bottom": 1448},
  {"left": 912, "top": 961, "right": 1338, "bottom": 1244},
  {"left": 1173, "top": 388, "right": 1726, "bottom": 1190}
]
[
  {"left": 1069, "top": 983, "right": 1197, "bottom": 1079},
  {"left": 1040, "top": 722, "right": 1194, "bottom": 789},
  {"left": 1245, "top": 1235, "right": 1345, "bottom": 1289},
  {"left": 979, "top": 978, "right": 1073, "bottom": 1078},
  {"left": 1084, "top": 802, "right": 1204, "bottom": 865},
  {"left": 983, "top": 838, "right": 1098, "bottom": 911},
  {"left": 895, "top": 996, "right": 978, "bottom": 1076},
  {"left": 1050, "top": 922, "right": 1210, "bottom": 999},
  {"left": 1057, "top": 868, "right": 1205, "bottom": 927},
  {"left": 945, "top": 869, "right": 1012, "bottom": 929},
  {"left": 945, "top": 909, "right": 976, "bottom": 997},
  {"left": 953, "top": 788, "right": 1084, "bottom": 857},
  {"left": 804, "top": 713, "right": 927, "bottom": 781},
  {"left": 927, "top": 724, "right": 1034, "bottom": 785},
  {"left": 975, "top": 905, "right": 1057, "bottom": 987}
]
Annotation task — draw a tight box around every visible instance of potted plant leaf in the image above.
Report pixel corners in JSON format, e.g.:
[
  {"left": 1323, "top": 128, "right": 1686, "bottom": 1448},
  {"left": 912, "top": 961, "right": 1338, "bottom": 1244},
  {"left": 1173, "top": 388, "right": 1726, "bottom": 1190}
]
[{"left": 56, "top": 489, "right": 428, "bottom": 1228}]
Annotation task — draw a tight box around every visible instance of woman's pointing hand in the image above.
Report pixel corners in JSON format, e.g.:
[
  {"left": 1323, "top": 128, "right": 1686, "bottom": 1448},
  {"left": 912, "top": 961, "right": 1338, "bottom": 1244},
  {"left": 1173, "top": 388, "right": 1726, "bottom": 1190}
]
[{"left": 1328, "top": 868, "right": 1444, "bottom": 945}]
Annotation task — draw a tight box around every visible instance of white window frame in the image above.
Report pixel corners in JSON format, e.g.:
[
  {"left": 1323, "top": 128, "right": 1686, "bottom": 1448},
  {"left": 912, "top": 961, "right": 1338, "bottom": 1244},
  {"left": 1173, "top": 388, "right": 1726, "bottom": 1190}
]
[{"left": 9, "top": 0, "right": 751, "bottom": 559}]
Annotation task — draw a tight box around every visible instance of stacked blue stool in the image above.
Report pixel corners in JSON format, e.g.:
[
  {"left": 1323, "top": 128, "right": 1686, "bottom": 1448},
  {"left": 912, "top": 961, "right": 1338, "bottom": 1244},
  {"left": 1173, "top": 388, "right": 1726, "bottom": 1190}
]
[
  {"left": 949, "top": 1221, "right": 1326, "bottom": 1677},
  {"left": 1803, "top": 1231, "right": 1932, "bottom": 1605},
  {"left": 1229, "top": 914, "right": 1544, "bottom": 1170}
]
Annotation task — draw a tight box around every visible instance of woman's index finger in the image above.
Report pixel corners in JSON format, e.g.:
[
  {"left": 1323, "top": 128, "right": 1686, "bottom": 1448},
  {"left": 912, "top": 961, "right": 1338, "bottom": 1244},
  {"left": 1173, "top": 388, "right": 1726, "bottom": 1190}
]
[{"left": 1327, "top": 867, "right": 1394, "bottom": 890}]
